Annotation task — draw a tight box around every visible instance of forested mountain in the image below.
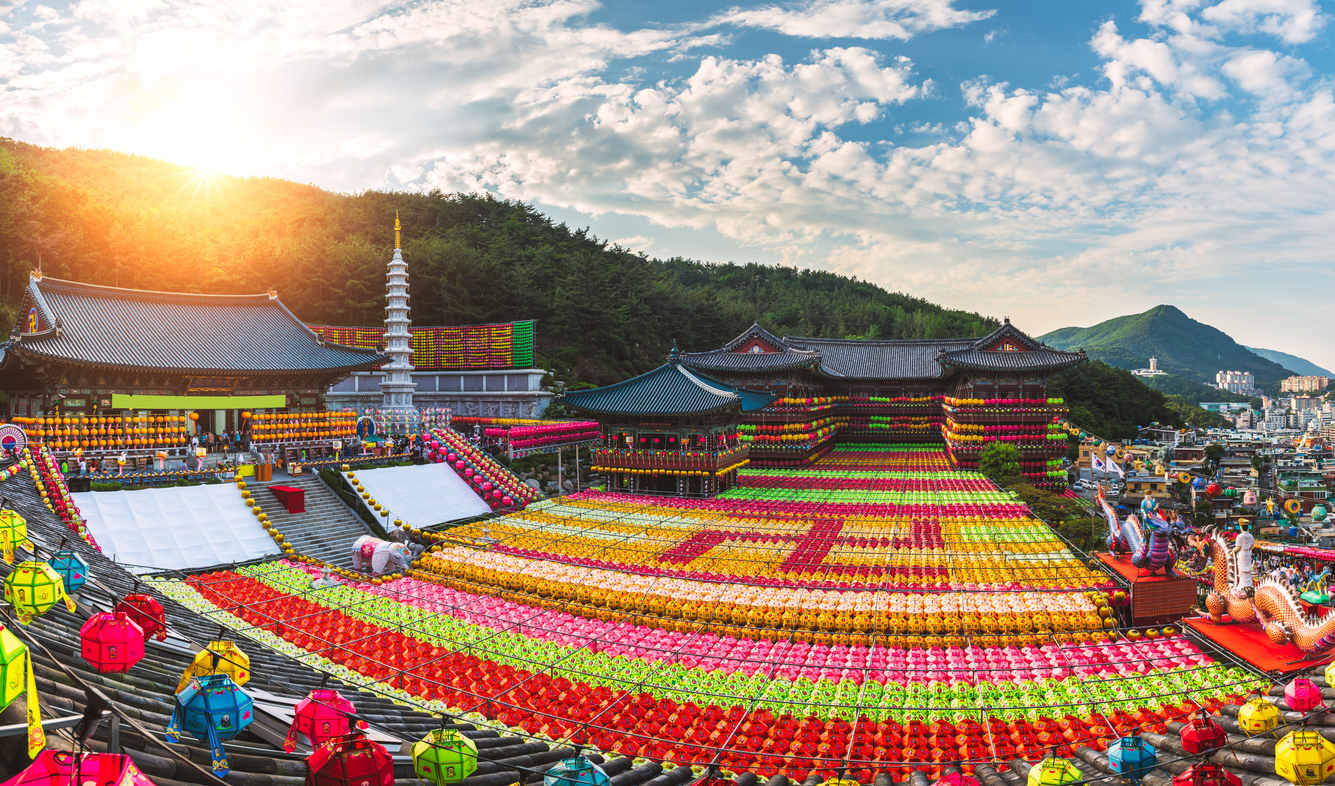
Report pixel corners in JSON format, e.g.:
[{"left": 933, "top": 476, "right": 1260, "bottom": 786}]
[
  {"left": 0, "top": 139, "right": 996, "bottom": 384},
  {"left": 1246, "top": 347, "right": 1331, "bottom": 377},
  {"left": 1040, "top": 305, "right": 1291, "bottom": 392}
]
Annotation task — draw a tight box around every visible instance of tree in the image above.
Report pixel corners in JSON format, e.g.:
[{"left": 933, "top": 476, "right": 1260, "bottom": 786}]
[
  {"left": 979, "top": 442, "right": 1022, "bottom": 485},
  {"left": 1203, "top": 444, "right": 1224, "bottom": 469}
]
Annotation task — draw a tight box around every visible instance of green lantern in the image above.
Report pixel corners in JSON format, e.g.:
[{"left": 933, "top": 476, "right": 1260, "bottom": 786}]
[
  {"left": 0, "top": 625, "right": 44, "bottom": 757},
  {"left": 4, "top": 561, "right": 77, "bottom": 625},
  {"left": 0, "top": 510, "right": 33, "bottom": 564},
  {"left": 1027, "top": 756, "right": 1083, "bottom": 786},
  {"left": 411, "top": 729, "right": 478, "bottom": 785}
]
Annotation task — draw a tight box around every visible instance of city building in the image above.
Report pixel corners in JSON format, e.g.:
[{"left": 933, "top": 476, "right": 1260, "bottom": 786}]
[
  {"left": 1281, "top": 375, "right": 1330, "bottom": 393},
  {"left": 1200, "top": 402, "right": 1252, "bottom": 414},
  {"left": 1216, "top": 370, "right": 1260, "bottom": 395},
  {"left": 1131, "top": 357, "right": 1167, "bottom": 377}
]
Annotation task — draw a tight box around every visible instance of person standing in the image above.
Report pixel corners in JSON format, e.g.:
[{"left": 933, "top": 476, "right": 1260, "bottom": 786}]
[{"left": 1233, "top": 519, "right": 1255, "bottom": 591}]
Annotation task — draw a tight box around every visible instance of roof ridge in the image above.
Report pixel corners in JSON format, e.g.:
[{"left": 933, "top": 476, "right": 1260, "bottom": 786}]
[{"left": 35, "top": 276, "right": 276, "bottom": 304}]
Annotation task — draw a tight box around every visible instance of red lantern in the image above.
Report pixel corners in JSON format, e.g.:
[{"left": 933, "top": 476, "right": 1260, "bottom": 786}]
[
  {"left": 1174, "top": 763, "right": 1240, "bottom": 786},
  {"left": 115, "top": 593, "right": 167, "bottom": 642},
  {"left": 80, "top": 612, "right": 145, "bottom": 673},
  {"left": 1181, "top": 714, "right": 1228, "bottom": 756},
  {"left": 305, "top": 732, "right": 394, "bottom": 786},
  {"left": 286, "top": 689, "right": 364, "bottom": 752}
]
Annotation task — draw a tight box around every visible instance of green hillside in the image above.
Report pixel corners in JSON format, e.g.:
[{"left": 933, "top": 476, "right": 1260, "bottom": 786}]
[
  {"left": 1040, "top": 305, "right": 1292, "bottom": 389},
  {"left": 1246, "top": 347, "right": 1332, "bottom": 377},
  {"left": 0, "top": 138, "right": 996, "bottom": 385}
]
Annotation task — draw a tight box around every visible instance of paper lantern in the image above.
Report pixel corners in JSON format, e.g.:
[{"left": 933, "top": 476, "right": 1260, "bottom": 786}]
[
  {"left": 1181, "top": 714, "right": 1228, "bottom": 756},
  {"left": 933, "top": 775, "right": 981, "bottom": 786},
  {"left": 48, "top": 549, "right": 90, "bottom": 594},
  {"left": 4, "top": 561, "right": 77, "bottom": 624},
  {"left": 1108, "top": 734, "right": 1158, "bottom": 783},
  {"left": 176, "top": 640, "right": 251, "bottom": 693},
  {"left": 285, "top": 688, "right": 363, "bottom": 752},
  {"left": 306, "top": 732, "right": 394, "bottom": 786},
  {"left": 412, "top": 729, "right": 478, "bottom": 785},
  {"left": 1175, "top": 764, "right": 1240, "bottom": 786},
  {"left": 545, "top": 755, "right": 611, "bottom": 786},
  {"left": 1238, "top": 697, "right": 1280, "bottom": 736},
  {"left": 0, "top": 624, "right": 43, "bottom": 757},
  {"left": 0, "top": 509, "right": 33, "bottom": 564},
  {"left": 166, "top": 674, "right": 254, "bottom": 776},
  {"left": 80, "top": 612, "right": 146, "bottom": 673},
  {"left": 1275, "top": 729, "right": 1335, "bottom": 786},
  {"left": 1285, "top": 678, "right": 1325, "bottom": 713},
  {"left": 1027, "top": 756, "right": 1083, "bottom": 786},
  {"left": 6, "top": 750, "right": 156, "bottom": 786}
]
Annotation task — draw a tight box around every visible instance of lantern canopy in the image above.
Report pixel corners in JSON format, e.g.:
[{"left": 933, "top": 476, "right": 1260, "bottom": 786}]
[
  {"left": 411, "top": 728, "right": 478, "bottom": 785},
  {"left": 1026, "top": 756, "right": 1083, "bottom": 786},
  {"left": 176, "top": 640, "right": 251, "bottom": 693},
  {"left": 1275, "top": 730, "right": 1335, "bottom": 786},
  {"left": 49, "top": 549, "right": 90, "bottom": 594},
  {"left": 79, "top": 612, "right": 145, "bottom": 673},
  {"left": 7, "top": 750, "right": 156, "bottom": 786},
  {"left": 1285, "top": 679, "right": 1326, "bottom": 714},
  {"left": 1181, "top": 715, "right": 1229, "bottom": 756},
  {"left": 545, "top": 755, "right": 611, "bottom": 786},
  {"left": 1174, "top": 764, "right": 1241, "bottom": 786},
  {"left": 1108, "top": 735, "right": 1158, "bottom": 783},
  {"left": 0, "top": 509, "right": 34, "bottom": 564},
  {"left": 305, "top": 732, "right": 394, "bottom": 786},
  {"left": 1238, "top": 697, "right": 1281, "bottom": 736},
  {"left": 115, "top": 593, "right": 168, "bottom": 642},
  {"left": 285, "top": 688, "right": 364, "bottom": 752},
  {"left": 4, "top": 561, "right": 77, "bottom": 624},
  {"left": 165, "top": 674, "right": 254, "bottom": 777}
]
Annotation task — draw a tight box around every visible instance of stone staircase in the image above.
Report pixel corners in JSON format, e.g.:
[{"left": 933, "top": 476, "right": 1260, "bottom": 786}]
[{"left": 247, "top": 474, "right": 373, "bottom": 567}]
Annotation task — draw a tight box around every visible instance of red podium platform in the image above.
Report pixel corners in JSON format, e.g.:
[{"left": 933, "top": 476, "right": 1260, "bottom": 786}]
[
  {"left": 1097, "top": 553, "right": 1199, "bottom": 625},
  {"left": 268, "top": 485, "right": 306, "bottom": 514},
  {"left": 1184, "top": 617, "right": 1328, "bottom": 675}
]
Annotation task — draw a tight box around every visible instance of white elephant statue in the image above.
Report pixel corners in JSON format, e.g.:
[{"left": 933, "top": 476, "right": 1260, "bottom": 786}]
[{"left": 351, "top": 536, "right": 410, "bottom": 574}]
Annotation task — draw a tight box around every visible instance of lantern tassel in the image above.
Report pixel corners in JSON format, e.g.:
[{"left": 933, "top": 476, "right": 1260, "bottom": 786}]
[
  {"left": 23, "top": 648, "right": 42, "bottom": 758},
  {"left": 207, "top": 721, "right": 230, "bottom": 777}
]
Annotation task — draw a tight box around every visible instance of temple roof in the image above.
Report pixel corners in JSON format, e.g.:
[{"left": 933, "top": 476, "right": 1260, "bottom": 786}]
[
  {"left": 681, "top": 320, "right": 1087, "bottom": 380},
  {"left": 563, "top": 346, "right": 776, "bottom": 417},
  {"left": 5, "top": 276, "right": 387, "bottom": 376}
]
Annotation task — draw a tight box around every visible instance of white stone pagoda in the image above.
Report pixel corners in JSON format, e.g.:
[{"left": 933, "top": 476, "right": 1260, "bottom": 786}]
[{"left": 378, "top": 213, "right": 418, "bottom": 422}]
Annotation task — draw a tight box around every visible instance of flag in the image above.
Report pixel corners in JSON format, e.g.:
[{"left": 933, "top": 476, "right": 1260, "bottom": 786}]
[
  {"left": 1107, "top": 458, "right": 1125, "bottom": 478},
  {"left": 1092, "top": 453, "right": 1106, "bottom": 473}
]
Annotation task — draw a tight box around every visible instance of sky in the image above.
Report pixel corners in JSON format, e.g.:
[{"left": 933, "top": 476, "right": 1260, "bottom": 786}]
[{"left": 2, "top": 0, "right": 1334, "bottom": 371}]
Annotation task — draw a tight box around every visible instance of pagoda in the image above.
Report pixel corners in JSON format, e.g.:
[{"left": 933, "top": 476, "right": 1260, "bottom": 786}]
[
  {"left": 377, "top": 213, "right": 419, "bottom": 432},
  {"left": 564, "top": 343, "right": 775, "bottom": 497}
]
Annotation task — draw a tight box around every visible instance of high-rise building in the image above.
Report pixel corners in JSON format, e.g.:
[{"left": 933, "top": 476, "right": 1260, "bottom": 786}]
[
  {"left": 1216, "top": 370, "right": 1257, "bottom": 394},
  {"left": 1281, "top": 375, "right": 1330, "bottom": 393}
]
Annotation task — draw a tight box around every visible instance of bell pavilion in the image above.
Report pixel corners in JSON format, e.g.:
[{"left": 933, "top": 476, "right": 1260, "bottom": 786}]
[{"left": 565, "top": 344, "right": 775, "bottom": 497}]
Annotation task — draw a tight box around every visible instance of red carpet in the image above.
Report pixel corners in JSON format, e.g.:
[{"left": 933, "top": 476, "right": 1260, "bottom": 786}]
[
  {"left": 1184, "top": 617, "right": 1330, "bottom": 674},
  {"left": 1097, "top": 552, "right": 1183, "bottom": 583}
]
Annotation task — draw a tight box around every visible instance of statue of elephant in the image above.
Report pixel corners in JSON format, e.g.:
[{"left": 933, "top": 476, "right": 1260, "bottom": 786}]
[{"left": 351, "top": 536, "right": 410, "bottom": 574}]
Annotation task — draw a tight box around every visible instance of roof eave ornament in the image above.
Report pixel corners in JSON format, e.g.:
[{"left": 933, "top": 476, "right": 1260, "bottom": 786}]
[
  {"left": 267, "top": 288, "right": 279, "bottom": 301},
  {"left": 668, "top": 340, "right": 680, "bottom": 364},
  {"left": 29, "top": 270, "right": 41, "bottom": 282}
]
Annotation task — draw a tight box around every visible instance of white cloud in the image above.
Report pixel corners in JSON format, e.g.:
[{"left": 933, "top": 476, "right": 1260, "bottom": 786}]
[
  {"left": 715, "top": 0, "right": 995, "bottom": 40},
  {"left": 1201, "top": 0, "right": 1327, "bottom": 43}
]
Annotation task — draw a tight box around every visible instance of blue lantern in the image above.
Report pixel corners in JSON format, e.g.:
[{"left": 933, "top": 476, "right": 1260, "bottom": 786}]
[
  {"left": 166, "top": 674, "right": 254, "bottom": 776},
  {"left": 48, "top": 550, "right": 89, "bottom": 595},
  {"left": 545, "top": 756, "right": 611, "bottom": 786},
  {"left": 1108, "top": 734, "right": 1158, "bottom": 783}
]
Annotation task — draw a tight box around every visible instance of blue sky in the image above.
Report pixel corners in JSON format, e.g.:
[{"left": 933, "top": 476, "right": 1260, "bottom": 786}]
[{"left": 2, "top": 0, "right": 1334, "bottom": 370}]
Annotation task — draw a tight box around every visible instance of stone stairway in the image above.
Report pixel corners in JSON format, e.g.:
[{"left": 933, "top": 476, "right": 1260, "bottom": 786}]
[{"left": 248, "top": 473, "right": 373, "bottom": 567}]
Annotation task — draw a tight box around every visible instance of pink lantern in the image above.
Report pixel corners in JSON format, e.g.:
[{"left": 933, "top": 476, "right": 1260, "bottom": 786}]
[
  {"left": 8, "top": 750, "right": 156, "bottom": 786},
  {"left": 934, "top": 774, "right": 980, "bottom": 786},
  {"left": 1285, "top": 678, "right": 1325, "bottom": 713},
  {"left": 79, "top": 612, "right": 146, "bottom": 673},
  {"left": 285, "top": 688, "right": 364, "bottom": 752}
]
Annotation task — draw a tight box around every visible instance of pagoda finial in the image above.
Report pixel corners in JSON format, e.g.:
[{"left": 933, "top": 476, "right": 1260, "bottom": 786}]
[
  {"left": 394, "top": 210, "right": 401, "bottom": 250},
  {"left": 669, "top": 340, "right": 680, "bottom": 363}
]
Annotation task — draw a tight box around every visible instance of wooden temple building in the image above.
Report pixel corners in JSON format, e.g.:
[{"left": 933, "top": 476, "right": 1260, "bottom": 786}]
[
  {"left": 673, "top": 320, "right": 1088, "bottom": 485},
  {"left": 565, "top": 344, "right": 774, "bottom": 497},
  {"left": 0, "top": 273, "right": 387, "bottom": 455}
]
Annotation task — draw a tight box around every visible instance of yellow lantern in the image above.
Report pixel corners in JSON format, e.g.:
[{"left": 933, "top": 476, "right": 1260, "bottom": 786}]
[
  {"left": 1238, "top": 697, "right": 1280, "bottom": 736},
  {"left": 1276, "top": 729, "right": 1335, "bottom": 786},
  {"left": 1027, "top": 756, "right": 1083, "bottom": 786}
]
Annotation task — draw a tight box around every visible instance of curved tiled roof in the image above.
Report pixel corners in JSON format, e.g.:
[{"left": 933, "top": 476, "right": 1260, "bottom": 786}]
[
  {"left": 562, "top": 354, "right": 776, "bottom": 417},
  {"left": 937, "top": 322, "right": 1088, "bottom": 373},
  {"left": 783, "top": 336, "right": 974, "bottom": 379},
  {"left": 6, "top": 277, "right": 387, "bottom": 375},
  {"left": 680, "top": 348, "right": 829, "bottom": 374}
]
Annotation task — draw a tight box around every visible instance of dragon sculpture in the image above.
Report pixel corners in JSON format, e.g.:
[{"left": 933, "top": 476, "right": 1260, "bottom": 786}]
[
  {"left": 1098, "top": 487, "right": 1144, "bottom": 555},
  {"left": 1131, "top": 511, "right": 1178, "bottom": 576},
  {"left": 1202, "top": 528, "right": 1335, "bottom": 654}
]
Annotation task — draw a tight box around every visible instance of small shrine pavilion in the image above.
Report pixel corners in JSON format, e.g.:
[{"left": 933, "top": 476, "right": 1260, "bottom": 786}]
[{"left": 564, "top": 344, "right": 775, "bottom": 497}]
